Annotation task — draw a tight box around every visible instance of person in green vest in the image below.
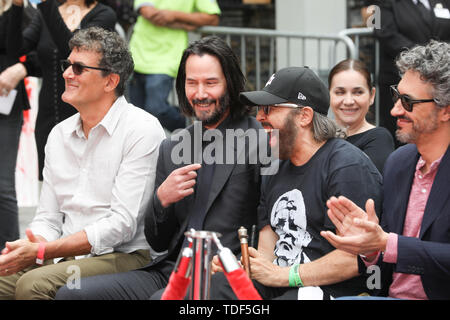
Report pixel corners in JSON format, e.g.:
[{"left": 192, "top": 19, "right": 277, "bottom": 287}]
[{"left": 128, "top": 0, "right": 220, "bottom": 132}]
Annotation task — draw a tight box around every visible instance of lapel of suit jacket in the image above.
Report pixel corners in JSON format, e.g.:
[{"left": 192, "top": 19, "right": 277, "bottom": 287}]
[
  {"left": 204, "top": 116, "right": 250, "bottom": 216},
  {"left": 420, "top": 146, "right": 450, "bottom": 238},
  {"left": 388, "top": 146, "right": 419, "bottom": 235}
]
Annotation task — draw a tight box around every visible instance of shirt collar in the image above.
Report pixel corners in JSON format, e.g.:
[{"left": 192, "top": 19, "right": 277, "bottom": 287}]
[
  {"left": 71, "top": 96, "right": 126, "bottom": 138},
  {"left": 416, "top": 154, "right": 444, "bottom": 175},
  {"left": 412, "top": 0, "right": 432, "bottom": 10},
  {"left": 214, "top": 113, "right": 233, "bottom": 134}
]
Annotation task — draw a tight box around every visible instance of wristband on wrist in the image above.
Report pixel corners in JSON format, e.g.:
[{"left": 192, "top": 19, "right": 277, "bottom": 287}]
[
  {"left": 36, "top": 242, "right": 46, "bottom": 265},
  {"left": 288, "top": 263, "right": 304, "bottom": 288}
]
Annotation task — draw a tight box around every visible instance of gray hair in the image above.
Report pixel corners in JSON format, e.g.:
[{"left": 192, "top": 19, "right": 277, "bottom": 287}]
[
  {"left": 396, "top": 40, "right": 450, "bottom": 107},
  {"left": 69, "top": 26, "right": 134, "bottom": 97},
  {"left": 312, "top": 112, "right": 346, "bottom": 142},
  {"left": 292, "top": 107, "right": 345, "bottom": 142}
]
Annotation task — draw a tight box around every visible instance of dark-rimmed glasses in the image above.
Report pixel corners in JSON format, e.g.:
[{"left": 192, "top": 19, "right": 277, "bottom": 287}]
[
  {"left": 60, "top": 59, "right": 110, "bottom": 75},
  {"left": 257, "top": 103, "right": 303, "bottom": 115},
  {"left": 390, "top": 85, "right": 436, "bottom": 112}
]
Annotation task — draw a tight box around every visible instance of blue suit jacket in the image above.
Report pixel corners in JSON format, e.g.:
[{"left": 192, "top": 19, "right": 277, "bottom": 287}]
[{"left": 361, "top": 144, "right": 450, "bottom": 299}]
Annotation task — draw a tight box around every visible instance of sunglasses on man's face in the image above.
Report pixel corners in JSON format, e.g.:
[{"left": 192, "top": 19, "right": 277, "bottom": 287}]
[
  {"left": 257, "top": 103, "right": 303, "bottom": 115},
  {"left": 60, "top": 59, "right": 110, "bottom": 76},
  {"left": 390, "top": 85, "right": 436, "bottom": 112}
]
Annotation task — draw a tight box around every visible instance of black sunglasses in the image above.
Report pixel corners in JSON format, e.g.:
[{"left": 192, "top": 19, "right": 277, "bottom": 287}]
[
  {"left": 60, "top": 59, "right": 110, "bottom": 76},
  {"left": 257, "top": 103, "right": 303, "bottom": 115},
  {"left": 390, "top": 85, "right": 435, "bottom": 112}
]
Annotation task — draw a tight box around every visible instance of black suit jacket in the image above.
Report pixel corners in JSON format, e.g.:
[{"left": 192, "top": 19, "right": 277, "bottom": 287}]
[
  {"left": 144, "top": 115, "right": 264, "bottom": 269},
  {"left": 359, "top": 144, "right": 450, "bottom": 299},
  {"left": 375, "top": 0, "right": 450, "bottom": 84}
]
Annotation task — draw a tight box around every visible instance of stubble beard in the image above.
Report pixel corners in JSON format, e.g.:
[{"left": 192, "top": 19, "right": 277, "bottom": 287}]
[{"left": 192, "top": 94, "right": 229, "bottom": 127}]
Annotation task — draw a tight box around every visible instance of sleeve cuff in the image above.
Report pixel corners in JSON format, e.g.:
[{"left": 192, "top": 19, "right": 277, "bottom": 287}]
[
  {"left": 361, "top": 251, "right": 381, "bottom": 267},
  {"left": 29, "top": 226, "right": 58, "bottom": 243},
  {"left": 382, "top": 232, "right": 398, "bottom": 263},
  {"left": 153, "top": 191, "right": 164, "bottom": 214},
  {"left": 84, "top": 225, "right": 114, "bottom": 256},
  {"left": 135, "top": 2, "right": 155, "bottom": 11}
]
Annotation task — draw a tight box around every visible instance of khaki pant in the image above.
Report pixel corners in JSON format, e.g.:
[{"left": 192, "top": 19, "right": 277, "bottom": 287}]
[{"left": 0, "top": 250, "right": 150, "bottom": 300}]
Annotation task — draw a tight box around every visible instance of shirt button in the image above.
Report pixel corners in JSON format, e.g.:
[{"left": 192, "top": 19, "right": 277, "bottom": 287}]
[
  {"left": 418, "top": 175, "right": 423, "bottom": 179},
  {"left": 421, "top": 188, "right": 427, "bottom": 193}
]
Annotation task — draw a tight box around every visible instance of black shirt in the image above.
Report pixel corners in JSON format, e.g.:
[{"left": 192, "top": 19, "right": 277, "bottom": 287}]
[
  {"left": 258, "top": 138, "right": 383, "bottom": 297},
  {"left": 346, "top": 126, "right": 395, "bottom": 174}
]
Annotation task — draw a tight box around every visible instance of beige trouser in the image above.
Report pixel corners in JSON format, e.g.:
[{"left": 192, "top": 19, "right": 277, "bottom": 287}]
[{"left": 0, "top": 249, "right": 150, "bottom": 300}]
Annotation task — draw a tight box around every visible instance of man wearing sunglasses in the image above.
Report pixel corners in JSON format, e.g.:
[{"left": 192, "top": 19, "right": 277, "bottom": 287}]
[
  {"left": 0, "top": 27, "right": 165, "bottom": 299},
  {"left": 209, "top": 66, "right": 383, "bottom": 300},
  {"left": 321, "top": 40, "right": 450, "bottom": 299}
]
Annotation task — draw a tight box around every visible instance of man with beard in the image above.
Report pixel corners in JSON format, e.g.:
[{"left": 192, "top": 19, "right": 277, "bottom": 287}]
[
  {"left": 209, "top": 66, "right": 383, "bottom": 300},
  {"left": 55, "top": 36, "right": 265, "bottom": 300},
  {"left": 321, "top": 40, "right": 450, "bottom": 300}
]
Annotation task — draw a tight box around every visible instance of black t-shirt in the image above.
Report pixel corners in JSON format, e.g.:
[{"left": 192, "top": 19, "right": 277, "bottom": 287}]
[
  {"left": 346, "top": 127, "right": 395, "bottom": 174},
  {"left": 258, "top": 138, "right": 383, "bottom": 297}
]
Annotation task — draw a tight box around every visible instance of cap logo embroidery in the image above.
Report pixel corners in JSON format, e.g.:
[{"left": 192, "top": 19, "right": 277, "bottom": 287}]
[
  {"left": 265, "top": 74, "right": 275, "bottom": 87},
  {"left": 298, "top": 92, "right": 307, "bottom": 100}
]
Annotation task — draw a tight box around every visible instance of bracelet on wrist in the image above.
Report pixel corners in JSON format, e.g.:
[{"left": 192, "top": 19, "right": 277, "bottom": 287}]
[
  {"left": 359, "top": 251, "right": 379, "bottom": 259},
  {"left": 288, "top": 263, "right": 304, "bottom": 288},
  {"left": 36, "top": 242, "right": 46, "bottom": 265}
]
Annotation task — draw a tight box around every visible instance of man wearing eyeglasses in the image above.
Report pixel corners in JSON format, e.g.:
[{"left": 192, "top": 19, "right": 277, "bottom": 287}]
[
  {"left": 321, "top": 40, "right": 450, "bottom": 299},
  {"left": 209, "top": 66, "right": 383, "bottom": 300},
  {"left": 0, "top": 27, "right": 165, "bottom": 300}
]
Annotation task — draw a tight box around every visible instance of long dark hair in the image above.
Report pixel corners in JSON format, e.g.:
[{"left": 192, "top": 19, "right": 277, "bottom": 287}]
[{"left": 175, "top": 36, "right": 248, "bottom": 120}]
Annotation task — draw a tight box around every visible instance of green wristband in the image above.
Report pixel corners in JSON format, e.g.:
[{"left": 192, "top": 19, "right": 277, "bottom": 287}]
[{"left": 289, "top": 263, "right": 304, "bottom": 288}]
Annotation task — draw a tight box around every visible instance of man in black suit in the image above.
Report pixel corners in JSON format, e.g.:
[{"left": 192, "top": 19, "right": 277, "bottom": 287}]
[
  {"left": 373, "top": 0, "right": 450, "bottom": 143},
  {"left": 55, "top": 36, "right": 268, "bottom": 300}
]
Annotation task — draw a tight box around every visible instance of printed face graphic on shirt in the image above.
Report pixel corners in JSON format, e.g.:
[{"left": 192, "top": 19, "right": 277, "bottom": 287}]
[{"left": 271, "top": 189, "right": 312, "bottom": 267}]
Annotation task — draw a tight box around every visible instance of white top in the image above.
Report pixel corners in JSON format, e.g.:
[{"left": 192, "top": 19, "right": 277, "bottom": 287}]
[{"left": 30, "top": 96, "right": 166, "bottom": 257}]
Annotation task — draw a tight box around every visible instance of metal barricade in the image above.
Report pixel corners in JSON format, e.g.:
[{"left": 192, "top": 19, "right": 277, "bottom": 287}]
[
  {"left": 159, "top": 26, "right": 379, "bottom": 126},
  {"left": 196, "top": 26, "right": 357, "bottom": 89},
  {"left": 193, "top": 26, "right": 379, "bottom": 125}
]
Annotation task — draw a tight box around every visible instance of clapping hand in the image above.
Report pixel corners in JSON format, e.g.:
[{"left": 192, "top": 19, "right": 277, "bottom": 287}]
[
  {"left": 0, "top": 229, "right": 42, "bottom": 276},
  {"left": 320, "top": 196, "right": 388, "bottom": 256}
]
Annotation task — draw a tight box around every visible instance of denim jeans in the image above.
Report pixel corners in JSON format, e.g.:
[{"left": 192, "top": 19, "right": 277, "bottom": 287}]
[
  {"left": 0, "top": 103, "right": 22, "bottom": 250},
  {"left": 128, "top": 72, "right": 186, "bottom": 132}
]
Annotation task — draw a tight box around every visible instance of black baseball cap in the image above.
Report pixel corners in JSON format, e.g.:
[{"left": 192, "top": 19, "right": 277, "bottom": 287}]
[{"left": 239, "top": 66, "right": 330, "bottom": 115}]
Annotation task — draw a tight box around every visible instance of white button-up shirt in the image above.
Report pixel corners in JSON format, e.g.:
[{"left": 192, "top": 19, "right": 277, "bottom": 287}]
[{"left": 30, "top": 96, "right": 165, "bottom": 257}]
